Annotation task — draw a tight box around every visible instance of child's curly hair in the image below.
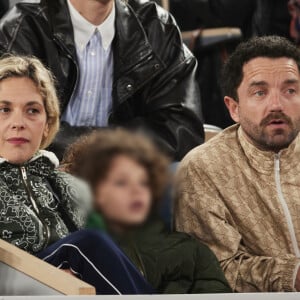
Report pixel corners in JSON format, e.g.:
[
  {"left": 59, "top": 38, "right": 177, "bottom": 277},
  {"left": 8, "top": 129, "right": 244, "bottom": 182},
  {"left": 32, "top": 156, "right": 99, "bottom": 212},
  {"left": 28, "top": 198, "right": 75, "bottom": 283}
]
[{"left": 62, "top": 128, "right": 170, "bottom": 203}]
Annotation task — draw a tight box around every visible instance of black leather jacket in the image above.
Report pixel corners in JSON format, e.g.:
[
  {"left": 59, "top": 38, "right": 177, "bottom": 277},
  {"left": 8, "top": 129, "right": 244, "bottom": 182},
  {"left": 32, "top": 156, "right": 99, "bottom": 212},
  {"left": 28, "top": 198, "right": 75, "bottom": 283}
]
[{"left": 0, "top": 0, "right": 204, "bottom": 161}]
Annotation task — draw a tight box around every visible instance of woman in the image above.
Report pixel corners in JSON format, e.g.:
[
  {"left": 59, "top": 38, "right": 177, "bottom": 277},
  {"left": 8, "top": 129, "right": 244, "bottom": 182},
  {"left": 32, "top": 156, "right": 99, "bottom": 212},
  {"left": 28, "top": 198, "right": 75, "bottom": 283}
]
[
  {"left": 0, "top": 55, "right": 153, "bottom": 295},
  {"left": 63, "top": 129, "right": 232, "bottom": 293}
]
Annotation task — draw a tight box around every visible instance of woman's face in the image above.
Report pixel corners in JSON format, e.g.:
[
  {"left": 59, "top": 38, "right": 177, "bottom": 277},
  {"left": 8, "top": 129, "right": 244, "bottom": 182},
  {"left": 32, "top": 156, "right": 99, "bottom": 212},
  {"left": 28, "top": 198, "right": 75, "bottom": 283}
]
[
  {"left": 95, "top": 155, "right": 152, "bottom": 230},
  {"left": 0, "top": 77, "right": 48, "bottom": 164}
]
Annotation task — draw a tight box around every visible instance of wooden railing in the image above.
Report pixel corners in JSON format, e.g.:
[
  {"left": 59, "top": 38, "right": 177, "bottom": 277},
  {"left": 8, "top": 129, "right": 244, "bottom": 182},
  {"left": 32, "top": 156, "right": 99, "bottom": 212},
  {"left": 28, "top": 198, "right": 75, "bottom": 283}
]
[{"left": 0, "top": 239, "right": 95, "bottom": 295}]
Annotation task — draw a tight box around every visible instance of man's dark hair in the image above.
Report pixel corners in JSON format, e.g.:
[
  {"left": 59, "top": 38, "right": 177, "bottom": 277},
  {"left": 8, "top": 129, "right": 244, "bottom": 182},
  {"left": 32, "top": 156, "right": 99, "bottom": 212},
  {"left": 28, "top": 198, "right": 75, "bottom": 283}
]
[{"left": 222, "top": 36, "right": 300, "bottom": 101}]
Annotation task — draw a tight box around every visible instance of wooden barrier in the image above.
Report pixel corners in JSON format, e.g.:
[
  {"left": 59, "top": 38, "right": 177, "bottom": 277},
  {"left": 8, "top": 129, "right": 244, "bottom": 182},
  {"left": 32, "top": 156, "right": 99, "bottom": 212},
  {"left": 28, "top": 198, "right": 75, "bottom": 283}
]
[
  {"left": 0, "top": 239, "right": 95, "bottom": 295},
  {"left": 182, "top": 27, "right": 241, "bottom": 41}
]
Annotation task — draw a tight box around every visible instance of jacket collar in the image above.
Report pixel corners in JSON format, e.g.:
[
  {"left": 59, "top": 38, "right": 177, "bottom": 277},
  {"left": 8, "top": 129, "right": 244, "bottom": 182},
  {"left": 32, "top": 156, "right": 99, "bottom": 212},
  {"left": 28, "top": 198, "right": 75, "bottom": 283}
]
[
  {"left": 29, "top": 150, "right": 60, "bottom": 167},
  {"left": 237, "top": 125, "right": 300, "bottom": 175},
  {"left": 114, "top": 0, "right": 153, "bottom": 68},
  {"left": 46, "top": 0, "right": 158, "bottom": 61},
  {"left": 112, "top": 0, "right": 164, "bottom": 104},
  {"left": 0, "top": 150, "right": 59, "bottom": 168},
  {"left": 44, "top": 0, "right": 77, "bottom": 58}
]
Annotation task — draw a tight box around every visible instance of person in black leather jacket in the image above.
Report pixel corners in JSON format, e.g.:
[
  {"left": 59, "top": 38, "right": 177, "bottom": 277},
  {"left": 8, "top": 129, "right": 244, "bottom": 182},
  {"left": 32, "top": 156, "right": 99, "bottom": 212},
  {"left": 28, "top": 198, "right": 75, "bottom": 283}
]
[{"left": 0, "top": 0, "right": 204, "bottom": 161}]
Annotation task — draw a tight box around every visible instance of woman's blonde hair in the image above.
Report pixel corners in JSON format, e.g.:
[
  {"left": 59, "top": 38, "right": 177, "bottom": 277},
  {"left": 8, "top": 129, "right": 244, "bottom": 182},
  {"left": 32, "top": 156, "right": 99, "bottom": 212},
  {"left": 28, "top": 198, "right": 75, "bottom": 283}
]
[{"left": 0, "top": 55, "right": 60, "bottom": 148}]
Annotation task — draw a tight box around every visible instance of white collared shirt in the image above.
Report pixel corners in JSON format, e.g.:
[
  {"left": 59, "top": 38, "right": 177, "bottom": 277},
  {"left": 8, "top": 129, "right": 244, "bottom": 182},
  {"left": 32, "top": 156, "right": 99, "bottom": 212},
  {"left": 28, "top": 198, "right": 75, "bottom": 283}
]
[
  {"left": 62, "top": 0, "right": 115, "bottom": 127},
  {"left": 67, "top": 0, "right": 115, "bottom": 51}
]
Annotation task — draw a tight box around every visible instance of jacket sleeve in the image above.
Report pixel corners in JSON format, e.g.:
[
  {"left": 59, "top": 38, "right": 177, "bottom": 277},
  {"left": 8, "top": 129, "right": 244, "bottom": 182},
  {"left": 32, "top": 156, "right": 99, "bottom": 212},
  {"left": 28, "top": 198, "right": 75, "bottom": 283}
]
[
  {"left": 152, "top": 230, "right": 231, "bottom": 294},
  {"left": 49, "top": 171, "right": 92, "bottom": 231},
  {"left": 0, "top": 7, "right": 49, "bottom": 58},
  {"left": 124, "top": 53, "right": 204, "bottom": 161},
  {"left": 121, "top": 13, "right": 204, "bottom": 161},
  {"left": 190, "top": 240, "right": 232, "bottom": 293},
  {"left": 174, "top": 157, "right": 300, "bottom": 292}
]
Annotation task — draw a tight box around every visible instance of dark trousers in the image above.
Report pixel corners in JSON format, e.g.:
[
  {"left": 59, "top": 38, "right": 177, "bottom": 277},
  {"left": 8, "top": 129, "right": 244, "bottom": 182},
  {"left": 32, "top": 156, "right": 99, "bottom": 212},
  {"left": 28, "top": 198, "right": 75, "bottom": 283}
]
[{"left": 36, "top": 229, "right": 154, "bottom": 295}]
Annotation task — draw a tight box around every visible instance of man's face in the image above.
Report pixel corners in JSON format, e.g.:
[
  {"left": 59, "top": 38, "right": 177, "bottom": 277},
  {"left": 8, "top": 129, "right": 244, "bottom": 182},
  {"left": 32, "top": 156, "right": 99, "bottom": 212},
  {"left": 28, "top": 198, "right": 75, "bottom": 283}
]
[{"left": 225, "top": 57, "right": 300, "bottom": 152}]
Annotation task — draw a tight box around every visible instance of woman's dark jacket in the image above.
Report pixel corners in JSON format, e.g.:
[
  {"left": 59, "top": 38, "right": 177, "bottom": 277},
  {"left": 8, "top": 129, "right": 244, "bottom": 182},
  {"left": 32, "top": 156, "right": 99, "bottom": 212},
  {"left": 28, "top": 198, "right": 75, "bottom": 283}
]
[
  {"left": 0, "top": 151, "right": 90, "bottom": 253},
  {"left": 88, "top": 215, "right": 232, "bottom": 293},
  {"left": 0, "top": 0, "right": 204, "bottom": 161}
]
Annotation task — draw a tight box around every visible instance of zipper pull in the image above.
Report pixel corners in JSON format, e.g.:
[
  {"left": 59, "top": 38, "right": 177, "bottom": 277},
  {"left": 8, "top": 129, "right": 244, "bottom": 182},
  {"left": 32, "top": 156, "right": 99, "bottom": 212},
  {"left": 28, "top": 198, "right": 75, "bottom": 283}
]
[{"left": 20, "top": 166, "right": 27, "bottom": 180}]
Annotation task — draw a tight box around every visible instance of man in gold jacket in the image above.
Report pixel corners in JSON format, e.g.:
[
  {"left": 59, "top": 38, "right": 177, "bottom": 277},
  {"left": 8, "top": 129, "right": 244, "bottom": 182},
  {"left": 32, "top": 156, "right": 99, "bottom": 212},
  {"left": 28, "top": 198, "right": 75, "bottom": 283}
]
[{"left": 175, "top": 36, "right": 300, "bottom": 292}]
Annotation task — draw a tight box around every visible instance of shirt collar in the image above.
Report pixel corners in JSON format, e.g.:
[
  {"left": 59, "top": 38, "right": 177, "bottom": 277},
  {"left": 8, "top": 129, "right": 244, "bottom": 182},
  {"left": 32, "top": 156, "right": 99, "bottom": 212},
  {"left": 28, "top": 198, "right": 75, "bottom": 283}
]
[{"left": 67, "top": 0, "right": 115, "bottom": 51}]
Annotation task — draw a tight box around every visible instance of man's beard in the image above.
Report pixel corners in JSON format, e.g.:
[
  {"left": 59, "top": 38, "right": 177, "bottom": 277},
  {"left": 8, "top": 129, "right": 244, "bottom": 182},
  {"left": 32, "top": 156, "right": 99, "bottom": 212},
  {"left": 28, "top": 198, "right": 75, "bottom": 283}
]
[{"left": 240, "top": 112, "right": 300, "bottom": 152}]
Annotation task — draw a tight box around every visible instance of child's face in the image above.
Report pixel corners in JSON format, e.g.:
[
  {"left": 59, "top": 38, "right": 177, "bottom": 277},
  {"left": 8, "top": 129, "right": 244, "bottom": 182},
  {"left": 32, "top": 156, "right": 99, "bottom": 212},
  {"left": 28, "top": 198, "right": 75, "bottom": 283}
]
[{"left": 95, "top": 155, "right": 152, "bottom": 229}]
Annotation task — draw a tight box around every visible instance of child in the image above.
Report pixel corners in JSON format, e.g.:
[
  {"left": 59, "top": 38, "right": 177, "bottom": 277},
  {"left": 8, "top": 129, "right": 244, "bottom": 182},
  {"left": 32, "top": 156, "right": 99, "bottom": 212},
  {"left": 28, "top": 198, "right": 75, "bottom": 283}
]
[{"left": 63, "top": 129, "right": 231, "bottom": 294}]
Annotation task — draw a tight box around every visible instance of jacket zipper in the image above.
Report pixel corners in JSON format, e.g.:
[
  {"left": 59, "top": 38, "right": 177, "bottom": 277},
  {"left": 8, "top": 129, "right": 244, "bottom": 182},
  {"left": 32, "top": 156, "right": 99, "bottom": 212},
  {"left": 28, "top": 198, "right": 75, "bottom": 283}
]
[
  {"left": 274, "top": 154, "right": 300, "bottom": 257},
  {"left": 20, "top": 166, "right": 51, "bottom": 247}
]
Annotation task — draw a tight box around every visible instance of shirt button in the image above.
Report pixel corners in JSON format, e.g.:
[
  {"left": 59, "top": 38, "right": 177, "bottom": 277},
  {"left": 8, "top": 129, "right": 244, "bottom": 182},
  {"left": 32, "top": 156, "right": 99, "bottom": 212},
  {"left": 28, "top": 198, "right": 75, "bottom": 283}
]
[
  {"left": 87, "top": 90, "right": 93, "bottom": 95},
  {"left": 90, "top": 51, "right": 96, "bottom": 56},
  {"left": 154, "top": 64, "right": 160, "bottom": 70},
  {"left": 126, "top": 84, "right": 133, "bottom": 92}
]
